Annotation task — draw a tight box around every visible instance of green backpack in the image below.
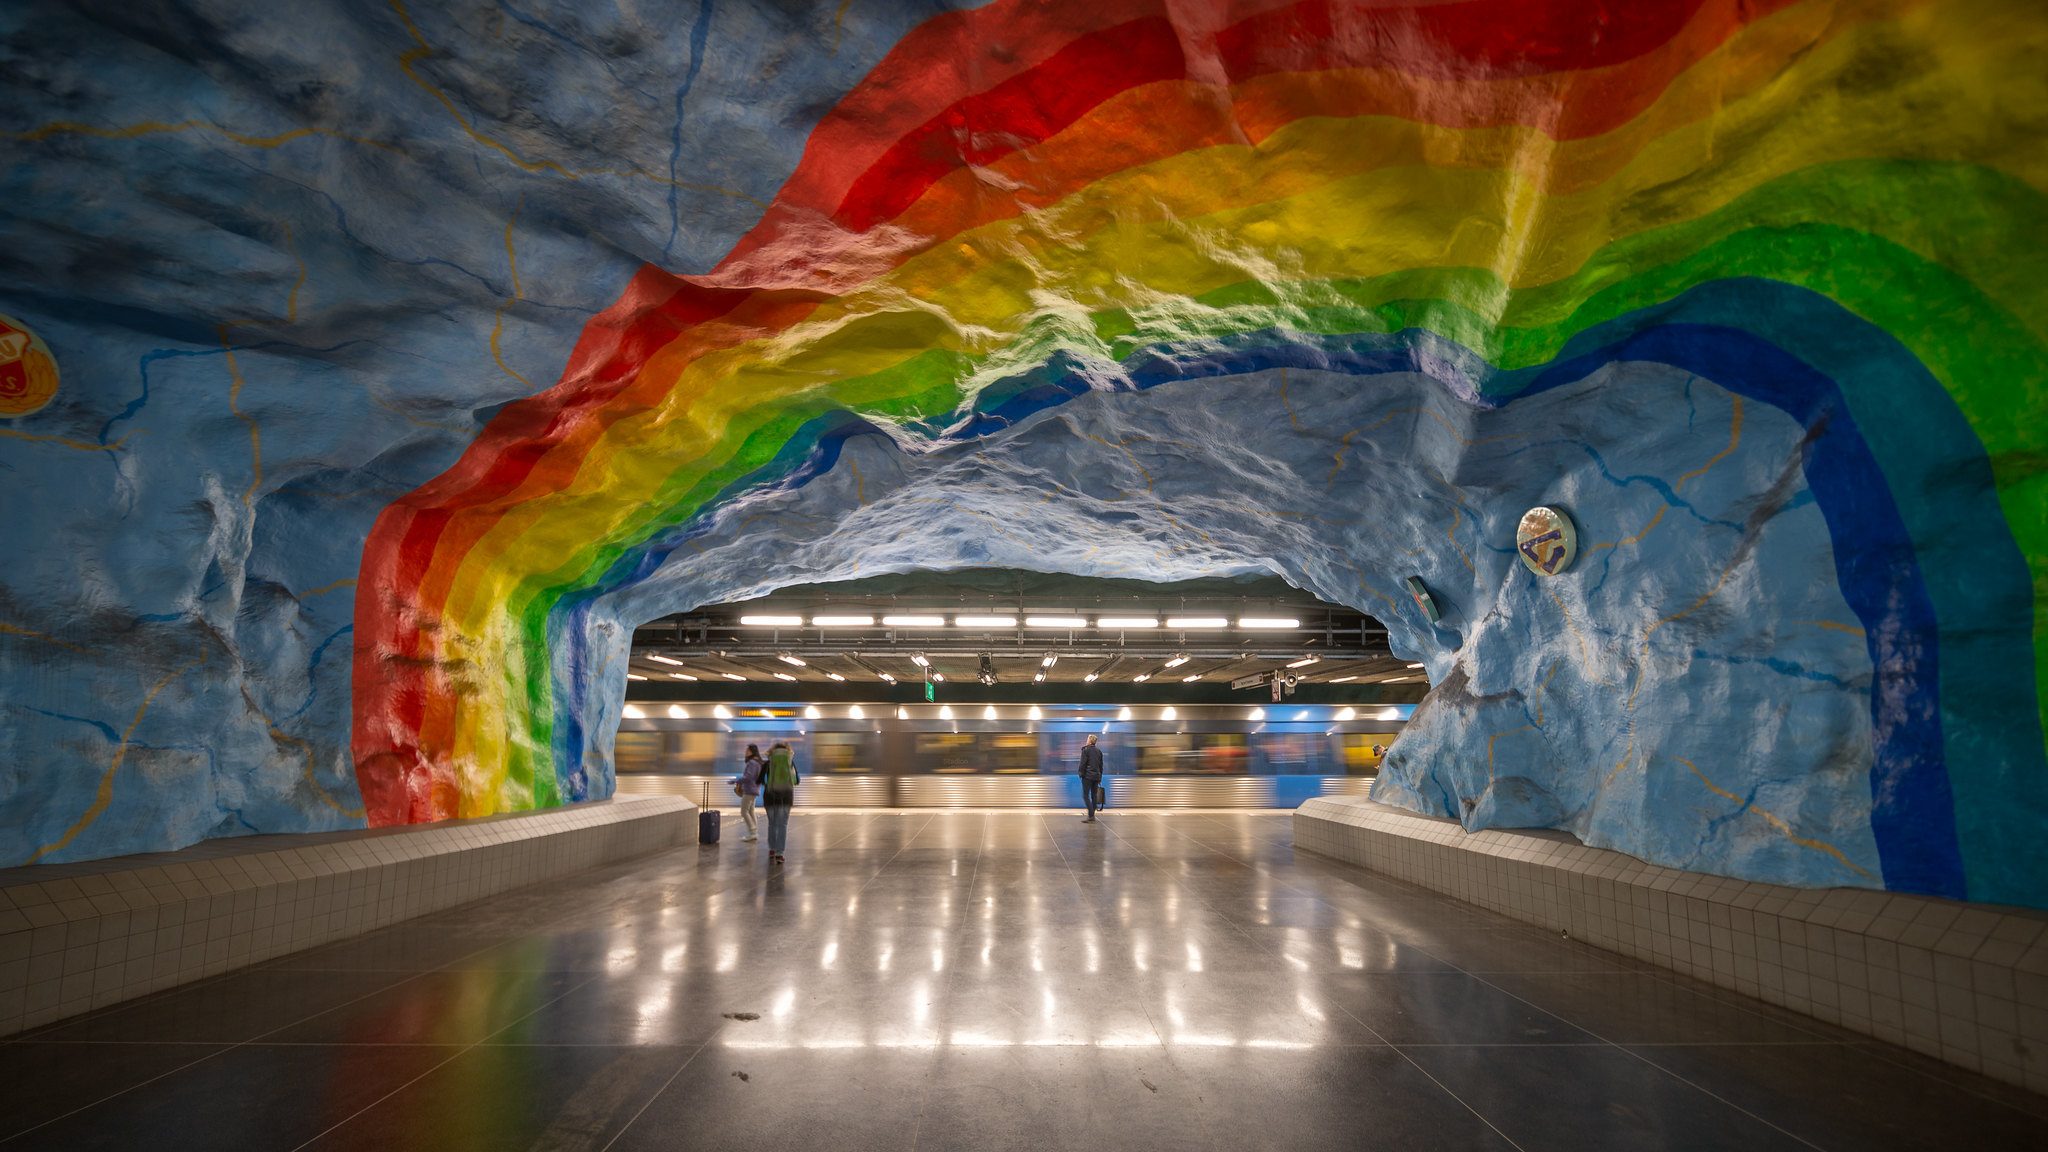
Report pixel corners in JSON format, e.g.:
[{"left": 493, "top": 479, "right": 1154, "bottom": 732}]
[{"left": 766, "top": 746, "right": 797, "bottom": 792}]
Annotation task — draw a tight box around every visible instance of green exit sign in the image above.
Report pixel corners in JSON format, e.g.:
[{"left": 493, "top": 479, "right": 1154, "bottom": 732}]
[{"left": 923, "top": 680, "right": 935, "bottom": 702}]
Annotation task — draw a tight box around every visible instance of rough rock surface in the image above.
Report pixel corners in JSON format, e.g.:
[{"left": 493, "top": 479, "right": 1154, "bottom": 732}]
[{"left": 1, "top": 1, "right": 2043, "bottom": 906}]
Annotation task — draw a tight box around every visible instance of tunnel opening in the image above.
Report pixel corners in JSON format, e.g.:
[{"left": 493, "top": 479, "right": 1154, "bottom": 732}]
[{"left": 610, "top": 570, "right": 1424, "bottom": 808}]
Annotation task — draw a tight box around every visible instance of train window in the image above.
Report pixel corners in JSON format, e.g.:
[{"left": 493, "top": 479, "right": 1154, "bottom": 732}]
[
  {"left": 1252, "top": 731, "right": 1335, "bottom": 775},
  {"left": 677, "top": 732, "right": 717, "bottom": 772},
  {"left": 916, "top": 732, "right": 978, "bottom": 773},
  {"left": 1133, "top": 734, "right": 1192, "bottom": 774},
  {"left": 614, "top": 731, "right": 664, "bottom": 773},
  {"left": 988, "top": 733, "right": 1039, "bottom": 774},
  {"left": 814, "top": 732, "right": 866, "bottom": 773},
  {"left": 1340, "top": 734, "right": 1388, "bottom": 775},
  {"left": 728, "top": 731, "right": 805, "bottom": 772},
  {"left": 1194, "top": 732, "right": 1250, "bottom": 775},
  {"left": 1043, "top": 731, "right": 1099, "bottom": 775}
]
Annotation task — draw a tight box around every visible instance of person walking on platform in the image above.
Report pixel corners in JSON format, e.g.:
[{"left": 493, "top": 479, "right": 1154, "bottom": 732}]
[
  {"left": 1079, "top": 733, "right": 1105, "bottom": 823},
  {"left": 735, "top": 744, "right": 764, "bottom": 842},
  {"left": 762, "top": 740, "right": 799, "bottom": 865}
]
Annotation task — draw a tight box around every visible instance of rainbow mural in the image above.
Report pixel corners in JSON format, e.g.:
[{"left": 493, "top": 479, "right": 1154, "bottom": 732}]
[
  {"left": 343, "top": 0, "right": 2046, "bottom": 903},
  {"left": 2, "top": 0, "right": 2043, "bottom": 905}
]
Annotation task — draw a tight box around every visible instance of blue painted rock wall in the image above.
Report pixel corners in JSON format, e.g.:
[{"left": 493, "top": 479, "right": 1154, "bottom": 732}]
[{"left": 0, "top": 1, "right": 2042, "bottom": 910}]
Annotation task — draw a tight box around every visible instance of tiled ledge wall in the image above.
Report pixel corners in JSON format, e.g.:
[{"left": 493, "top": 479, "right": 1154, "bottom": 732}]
[
  {"left": 0, "top": 796, "right": 698, "bottom": 1037},
  {"left": 1295, "top": 796, "right": 2048, "bottom": 1095}
]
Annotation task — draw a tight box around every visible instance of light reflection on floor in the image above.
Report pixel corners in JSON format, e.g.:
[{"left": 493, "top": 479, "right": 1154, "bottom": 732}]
[{"left": 3, "top": 812, "right": 2042, "bottom": 1151}]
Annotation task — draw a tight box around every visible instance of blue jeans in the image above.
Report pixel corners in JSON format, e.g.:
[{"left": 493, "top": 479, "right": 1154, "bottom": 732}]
[
  {"left": 1082, "top": 777, "right": 1101, "bottom": 817},
  {"left": 765, "top": 804, "right": 791, "bottom": 853}
]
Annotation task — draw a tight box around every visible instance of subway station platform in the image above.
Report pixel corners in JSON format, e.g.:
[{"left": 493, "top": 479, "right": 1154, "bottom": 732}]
[{"left": 2, "top": 812, "right": 2042, "bottom": 1151}]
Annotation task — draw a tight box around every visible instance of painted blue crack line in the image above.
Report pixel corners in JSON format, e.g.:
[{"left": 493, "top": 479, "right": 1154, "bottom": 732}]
[
  {"left": 1686, "top": 647, "right": 1861, "bottom": 689},
  {"left": 663, "top": 0, "right": 717, "bottom": 262},
  {"left": 497, "top": 1, "right": 664, "bottom": 104},
  {"left": 104, "top": 347, "right": 219, "bottom": 444},
  {"left": 1570, "top": 441, "right": 1746, "bottom": 532},
  {"left": 280, "top": 624, "right": 354, "bottom": 723},
  {"left": 20, "top": 706, "right": 121, "bottom": 743}
]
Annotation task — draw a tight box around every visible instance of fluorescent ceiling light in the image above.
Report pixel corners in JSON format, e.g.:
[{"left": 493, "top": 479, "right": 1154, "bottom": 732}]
[
  {"left": 878, "top": 672, "right": 897, "bottom": 683},
  {"left": 825, "top": 672, "right": 846, "bottom": 682},
  {"left": 1383, "top": 675, "right": 1412, "bottom": 683},
  {"left": 721, "top": 672, "right": 746, "bottom": 681},
  {"left": 883, "top": 614, "right": 947, "bottom": 627},
  {"left": 773, "top": 672, "right": 797, "bottom": 682},
  {"left": 1132, "top": 674, "right": 1151, "bottom": 683},
  {"left": 1097, "top": 617, "right": 1158, "bottom": 629},
  {"left": 667, "top": 704, "right": 690, "bottom": 720},
  {"left": 626, "top": 674, "right": 647, "bottom": 681},
  {"left": 1405, "top": 662, "right": 1426, "bottom": 669},
  {"left": 931, "top": 672, "right": 945, "bottom": 682},
  {"left": 804, "top": 705, "right": 822, "bottom": 719},
  {"left": 777, "top": 654, "right": 807, "bottom": 667},
  {"left": 1335, "top": 707, "right": 1356, "bottom": 721},
  {"left": 1166, "top": 616, "right": 1228, "bottom": 629},
  {"left": 910, "top": 654, "right": 930, "bottom": 668},
  {"left": 1237, "top": 618, "right": 1299, "bottom": 629},
  {"left": 1286, "top": 656, "right": 1320, "bottom": 669},
  {"left": 646, "top": 654, "right": 684, "bottom": 666},
  {"left": 811, "top": 615, "right": 874, "bottom": 627},
  {"left": 1040, "top": 655, "right": 1058, "bottom": 667},
  {"left": 1162, "top": 655, "right": 1189, "bottom": 668},
  {"left": 1033, "top": 672, "right": 1045, "bottom": 683},
  {"left": 954, "top": 615, "right": 1016, "bottom": 628},
  {"left": 739, "top": 614, "right": 803, "bottom": 626},
  {"left": 1026, "top": 616, "right": 1088, "bottom": 629},
  {"left": 1181, "top": 674, "right": 1201, "bottom": 682},
  {"left": 1082, "top": 672, "right": 1099, "bottom": 682},
  {"left": 1328, "top": 675, "right": 1357, "bottom": 683},
  {"left": 669, "top": 672, "right": 697, "bottom": 681},
  {"left": 621, "top": 705, "right": 645, "bottom": 719}
]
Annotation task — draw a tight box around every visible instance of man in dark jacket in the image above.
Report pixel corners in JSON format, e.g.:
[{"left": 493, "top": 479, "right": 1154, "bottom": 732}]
[{"left": 1079, "top": 733, "right": 1104, "bottom": 822}]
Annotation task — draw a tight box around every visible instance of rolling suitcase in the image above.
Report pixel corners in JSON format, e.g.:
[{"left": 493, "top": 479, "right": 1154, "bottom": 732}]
[{"left": 698, "top": 782, "right": 721, "bottom": 844}]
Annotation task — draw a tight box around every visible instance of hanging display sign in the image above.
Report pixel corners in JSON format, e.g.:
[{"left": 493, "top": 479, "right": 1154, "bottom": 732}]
[
  {"left": 1516, "top": 505, "right": 1579, "bottom": 576},
  {"left": 0, "top": 314, "right": 58, "bottom": 418}
]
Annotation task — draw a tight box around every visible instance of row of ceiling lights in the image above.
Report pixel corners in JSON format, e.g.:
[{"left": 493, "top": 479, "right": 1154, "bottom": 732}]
[
  {"left": 733, "top": 613, "right": 1306, "bottom": 630},
  {"left": 633, "top": 651, "right": 1427, "bottom": 683},
  {"left": 622, "top": 703, "right": 1407, "bottom": 722}
]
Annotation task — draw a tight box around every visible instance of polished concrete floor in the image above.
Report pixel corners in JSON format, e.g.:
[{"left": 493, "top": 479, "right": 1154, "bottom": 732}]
[{"left": 2, "top": 811, "right": 2043, "bottom": 1151}]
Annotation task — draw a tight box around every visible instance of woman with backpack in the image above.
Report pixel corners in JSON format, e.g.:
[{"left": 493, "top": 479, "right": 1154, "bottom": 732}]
[
  {"left": 761, "top": 740, "right": 799, "bottom": 865},
  {"left": 734, "top": 744, "right": 764, "bottom": 842}
]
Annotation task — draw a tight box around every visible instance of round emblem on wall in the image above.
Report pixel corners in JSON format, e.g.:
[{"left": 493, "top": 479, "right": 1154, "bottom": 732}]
[
  {"left": 0, "top": 313, "right": 59, "bottom": 419},
  {"left": 1515, "top": 505, "right": 1578, "bottom": 577}
]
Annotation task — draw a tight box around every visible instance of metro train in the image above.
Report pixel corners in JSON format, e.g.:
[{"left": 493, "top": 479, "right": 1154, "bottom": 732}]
[{"left": 611, "top": 700, "right": 1409, "bottom": 808}]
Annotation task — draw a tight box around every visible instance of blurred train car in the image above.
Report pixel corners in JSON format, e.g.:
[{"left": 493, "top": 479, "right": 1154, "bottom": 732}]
[{"left": 612, "top": 701, "right": 1408, "bottom": 808}]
